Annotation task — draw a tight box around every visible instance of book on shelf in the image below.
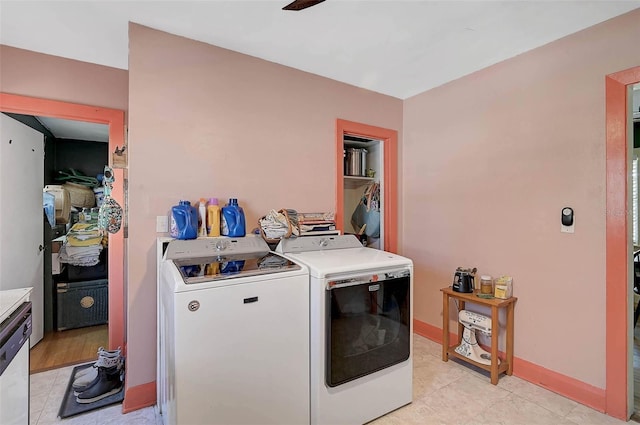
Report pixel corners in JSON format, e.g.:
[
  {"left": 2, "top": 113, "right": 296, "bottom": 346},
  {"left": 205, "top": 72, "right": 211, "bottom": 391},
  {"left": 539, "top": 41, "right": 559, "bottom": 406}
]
[
  {"left": 298, "top": 219, "right": 336, "bottom": 225},
  {"left": 298, "top": 212, "right": 335, "bottom": 221},
  {"left": 299, "top": 229, "right": 341, "bottom": 237},
  {"left": 300, "top": 224, "right": 336, "bottom": 231}
]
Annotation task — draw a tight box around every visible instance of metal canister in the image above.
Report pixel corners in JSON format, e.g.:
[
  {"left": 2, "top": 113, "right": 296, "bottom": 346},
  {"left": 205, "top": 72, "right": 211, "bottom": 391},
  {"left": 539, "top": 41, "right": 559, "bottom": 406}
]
[
  {"left": 346, "top": 148, "right": 367, "bottom": 176},
  {"left": 360, "top": 148, "right": 367, "bottom": 176}
]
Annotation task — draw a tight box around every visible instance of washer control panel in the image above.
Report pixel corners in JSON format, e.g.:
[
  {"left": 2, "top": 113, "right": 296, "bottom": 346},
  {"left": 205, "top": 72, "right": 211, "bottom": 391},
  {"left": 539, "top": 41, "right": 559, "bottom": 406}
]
[{"left": 165, "top": 235, "right": 269, "bottom": 260}]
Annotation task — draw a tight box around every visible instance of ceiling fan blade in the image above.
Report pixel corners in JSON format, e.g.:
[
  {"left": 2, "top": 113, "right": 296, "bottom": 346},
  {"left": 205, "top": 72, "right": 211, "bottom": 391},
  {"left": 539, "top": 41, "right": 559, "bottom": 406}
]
[{"left": 282, "top": 0, "right": 325, "bottom": 11}]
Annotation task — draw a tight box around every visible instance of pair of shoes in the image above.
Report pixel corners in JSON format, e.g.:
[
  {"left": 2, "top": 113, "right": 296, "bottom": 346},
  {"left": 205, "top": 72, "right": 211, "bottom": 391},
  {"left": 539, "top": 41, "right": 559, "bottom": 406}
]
[
  {"left": 73, "top": 347, "right": 122, "bottom": 394},
  {"left": 75, "top": 365, "right": 123, "bottom": 404},
  {"left": 74, "top": 347, "right": 120, "bottom": 378}
]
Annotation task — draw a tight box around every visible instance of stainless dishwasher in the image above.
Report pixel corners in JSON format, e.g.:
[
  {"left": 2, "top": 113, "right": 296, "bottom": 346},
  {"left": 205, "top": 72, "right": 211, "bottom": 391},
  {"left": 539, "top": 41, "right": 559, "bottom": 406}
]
[{"left": 0, "top": 301, "right": 32, "bottom": 425}]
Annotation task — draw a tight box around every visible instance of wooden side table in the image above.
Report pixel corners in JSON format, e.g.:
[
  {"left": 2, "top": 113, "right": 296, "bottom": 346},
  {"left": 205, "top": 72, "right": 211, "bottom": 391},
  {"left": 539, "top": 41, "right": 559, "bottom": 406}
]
[{"left": 441, "top": 286, "right": 517, "bottom": 385}]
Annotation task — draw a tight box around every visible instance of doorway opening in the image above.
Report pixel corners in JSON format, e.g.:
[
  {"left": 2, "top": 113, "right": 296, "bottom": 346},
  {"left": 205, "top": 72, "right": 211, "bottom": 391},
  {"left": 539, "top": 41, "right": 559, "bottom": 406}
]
[
  {"left": 630, "top": 83, "right": 640, "bottom": 420},
  {"left": 343, "top": 134, "right": 384, "bottom": 249},
  {"left": 6, "top": 112, "right": 111, "bottom": 373},
  {"left": 0, "top": 93, "right": 126, "bottom": 374},
  {"left": 604, "top": 65, "right": 640, "bottom": 420},
  {"left": 335, "top": 119, "right": 398, "bottom": 253}
]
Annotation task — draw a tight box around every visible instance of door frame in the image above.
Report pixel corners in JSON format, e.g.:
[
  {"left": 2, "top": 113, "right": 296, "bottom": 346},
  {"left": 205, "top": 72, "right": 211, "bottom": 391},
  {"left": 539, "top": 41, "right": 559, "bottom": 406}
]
[
  {"left": 336, "top": 119, "right": 398, "bottom": 253},
  {"left": 605, "top": 65, "right": 640, "bottom": 419},
  {"left": 0, "top": 92, "right": 125, "bottom": 351}
]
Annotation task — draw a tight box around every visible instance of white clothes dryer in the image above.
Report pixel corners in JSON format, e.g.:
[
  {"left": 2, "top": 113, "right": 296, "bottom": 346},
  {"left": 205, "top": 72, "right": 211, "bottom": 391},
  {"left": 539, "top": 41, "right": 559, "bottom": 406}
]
[
  {"left": 277, "top": 235, "right": 413, "bottom": 425},
  {"left": 158, "top": 236, "right": 310, "bottom": 425}
]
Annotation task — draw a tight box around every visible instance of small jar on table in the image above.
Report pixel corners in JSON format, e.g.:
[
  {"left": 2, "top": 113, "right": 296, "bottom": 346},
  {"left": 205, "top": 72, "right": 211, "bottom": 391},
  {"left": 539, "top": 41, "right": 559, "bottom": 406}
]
[{"left": 480, "top": 275, "right": 493, "bottom": 295}]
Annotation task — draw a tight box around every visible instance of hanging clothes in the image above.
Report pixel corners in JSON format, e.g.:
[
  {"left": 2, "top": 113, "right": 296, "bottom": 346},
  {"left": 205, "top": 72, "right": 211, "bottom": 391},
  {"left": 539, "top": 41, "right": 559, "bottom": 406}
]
[{"left": 350, "top": 182, "right": 380, "bottom": 238}]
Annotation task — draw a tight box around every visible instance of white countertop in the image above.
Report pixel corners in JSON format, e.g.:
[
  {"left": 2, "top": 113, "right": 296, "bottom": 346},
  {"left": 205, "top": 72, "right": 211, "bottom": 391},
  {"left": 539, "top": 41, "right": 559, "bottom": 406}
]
[{"left": 0, "top": 287, "right": 32, "bottom": 323}]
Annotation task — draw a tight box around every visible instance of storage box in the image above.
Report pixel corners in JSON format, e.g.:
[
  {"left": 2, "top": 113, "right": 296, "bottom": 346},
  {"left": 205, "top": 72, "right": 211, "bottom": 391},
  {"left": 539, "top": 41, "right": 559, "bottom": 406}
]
[
  {"left": 67, "top": 261, "right": 107, "bottom": 282},
  {"left": 51, "top": 236, "right": 65, "bottom": 253},
  {"left": 63, "top": 182, "right": 95, "bottom": 208},
  {"left": 56, "top": 279, "right": 108, "bottom": 331},
  {"left": 494, "top": 276, "right": 513, "bottom": 299},
  {"left": 66, "top": 249, "right": 107, "bottom": 282},
  {"left": 51, "top": 252, "right": 63, "bottom": 275},
  {"left": 44, "top": 185, "right": 71, "bottom": 225}
]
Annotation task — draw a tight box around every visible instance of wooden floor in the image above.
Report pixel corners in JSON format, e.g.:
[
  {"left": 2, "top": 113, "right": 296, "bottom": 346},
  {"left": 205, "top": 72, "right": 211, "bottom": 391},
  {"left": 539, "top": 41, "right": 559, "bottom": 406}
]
[{"left": 29, "top": 324, "right": 108, "bottom": 374}]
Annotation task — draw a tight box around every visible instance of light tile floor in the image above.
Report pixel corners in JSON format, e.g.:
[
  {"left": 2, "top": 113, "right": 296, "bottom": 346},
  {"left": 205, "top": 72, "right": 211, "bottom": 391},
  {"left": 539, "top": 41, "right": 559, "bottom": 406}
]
[
  {"left": 30, "top": 334, "right": 627, "bottom": 425},
  {"left": 29, "top": 365, "right": 159, "bottom": 425},
  {"left": 371, "top": 335, "right": 627, "bottom": 425}
]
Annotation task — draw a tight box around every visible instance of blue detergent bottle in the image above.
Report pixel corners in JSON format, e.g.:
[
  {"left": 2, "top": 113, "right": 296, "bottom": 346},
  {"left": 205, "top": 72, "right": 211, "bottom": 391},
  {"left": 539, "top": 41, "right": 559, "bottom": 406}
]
[
  {"left": 170, "top": 200, "right": 198, "bottom": 240},
  {"left": 221, "top": 198, "right": 246, "bottom": 237}
]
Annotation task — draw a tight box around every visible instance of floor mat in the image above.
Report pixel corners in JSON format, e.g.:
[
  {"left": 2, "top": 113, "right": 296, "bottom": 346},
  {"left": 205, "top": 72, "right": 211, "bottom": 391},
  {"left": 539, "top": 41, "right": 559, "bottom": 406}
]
[{"left": 57, "top": 363, "right": 124, "bottom": 419}]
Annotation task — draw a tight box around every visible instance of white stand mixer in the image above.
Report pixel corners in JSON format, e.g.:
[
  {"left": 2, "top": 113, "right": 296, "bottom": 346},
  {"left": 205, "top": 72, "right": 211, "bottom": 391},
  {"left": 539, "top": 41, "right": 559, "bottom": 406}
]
[{"left": 454, "top": 310, "right": 499, "bottom": 366}]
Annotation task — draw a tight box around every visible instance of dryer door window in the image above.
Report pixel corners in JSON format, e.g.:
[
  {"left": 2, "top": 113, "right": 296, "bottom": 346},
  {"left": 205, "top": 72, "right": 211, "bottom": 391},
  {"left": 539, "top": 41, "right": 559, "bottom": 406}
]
[{"left": 325, "top": 274, "right": 410, "bottom": 387}]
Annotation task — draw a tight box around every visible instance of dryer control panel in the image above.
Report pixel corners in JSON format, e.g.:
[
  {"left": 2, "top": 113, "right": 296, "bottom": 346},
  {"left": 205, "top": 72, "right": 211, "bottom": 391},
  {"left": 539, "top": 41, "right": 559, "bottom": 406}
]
[{"left": 276, "top": 235, "right": 362, "bottom": 253}]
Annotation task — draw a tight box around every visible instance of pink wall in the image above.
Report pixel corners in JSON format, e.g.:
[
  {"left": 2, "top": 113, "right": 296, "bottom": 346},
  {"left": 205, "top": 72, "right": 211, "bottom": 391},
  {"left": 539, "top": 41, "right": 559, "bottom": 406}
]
[
  {"left": 126, "top": 24, "right": 403, "bottom": 389},
  {"left": 4, "top": 7, "right": 638, "bottom": 406},
  {"left": 404, "top": 9, "right": 640, "bottom": 389},
  {"left": 0, "top": 45, "right": 128, "bottom": 111}
]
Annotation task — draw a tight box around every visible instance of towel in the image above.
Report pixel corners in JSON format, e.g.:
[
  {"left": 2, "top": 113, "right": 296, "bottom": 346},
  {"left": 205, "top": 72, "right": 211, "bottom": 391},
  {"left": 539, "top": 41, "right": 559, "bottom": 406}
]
[
  {"left": 66, "top": 223, "right": 103, "bottom": 247},
  {"left": 59, "top": 223, "right": 104, "bottom": 266},
  {"left": 59, "top": 243, "right": 102, "bottom": 266}
]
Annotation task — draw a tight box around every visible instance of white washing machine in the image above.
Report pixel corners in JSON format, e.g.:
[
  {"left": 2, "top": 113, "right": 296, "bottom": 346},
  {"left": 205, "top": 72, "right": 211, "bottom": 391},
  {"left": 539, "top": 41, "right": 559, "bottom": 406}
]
[
  {"left": 276, "top": 235, "right": 413, "bottom": 425},
  {"left": 158, "top": 236, "right": 310, "bottom": 425}
]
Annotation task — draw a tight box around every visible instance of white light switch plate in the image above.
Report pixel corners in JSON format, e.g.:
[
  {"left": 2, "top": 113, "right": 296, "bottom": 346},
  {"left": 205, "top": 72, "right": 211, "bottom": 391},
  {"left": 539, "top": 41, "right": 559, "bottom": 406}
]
[
  {"left": 156, "top": 215, "right": 168, "bottom": 233},
  {"left": 561, "top": 224, "right": 575, "bottom": 233}
]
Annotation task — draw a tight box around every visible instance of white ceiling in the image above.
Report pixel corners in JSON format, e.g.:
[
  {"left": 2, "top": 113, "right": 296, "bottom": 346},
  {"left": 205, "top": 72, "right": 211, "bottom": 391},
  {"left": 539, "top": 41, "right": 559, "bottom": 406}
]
[{"left": 1, "top": 0, "right": 638, "bottom": 100}]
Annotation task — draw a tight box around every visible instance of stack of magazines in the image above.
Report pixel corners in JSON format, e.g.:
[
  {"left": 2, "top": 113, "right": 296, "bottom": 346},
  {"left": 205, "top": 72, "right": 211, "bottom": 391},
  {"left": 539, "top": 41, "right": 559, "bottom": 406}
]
[{"left": 298, "top": 212, "right": 339, "bottom": 236}]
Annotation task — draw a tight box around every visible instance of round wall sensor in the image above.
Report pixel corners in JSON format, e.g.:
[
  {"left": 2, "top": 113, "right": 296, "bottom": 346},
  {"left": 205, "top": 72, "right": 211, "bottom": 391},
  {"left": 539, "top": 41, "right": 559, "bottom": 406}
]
[{"left": 561, "top": 207, "right": 574, "bottom": 226}]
